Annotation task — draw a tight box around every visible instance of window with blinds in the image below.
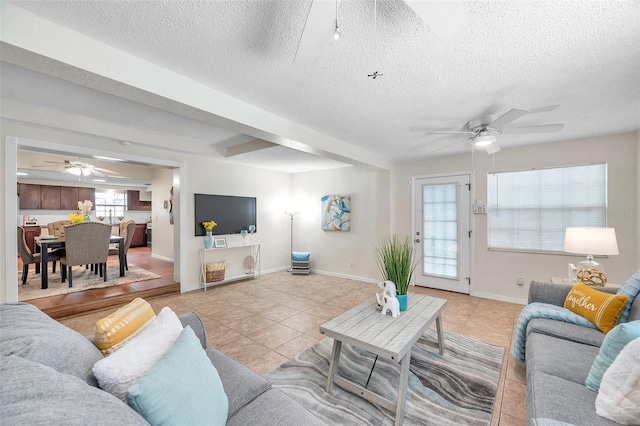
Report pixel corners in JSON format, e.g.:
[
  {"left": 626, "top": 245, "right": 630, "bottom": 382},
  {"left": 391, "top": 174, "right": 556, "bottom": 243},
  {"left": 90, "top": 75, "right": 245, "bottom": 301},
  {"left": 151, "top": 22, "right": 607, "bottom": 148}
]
[{"left": 487, "top": 163, "right": 607, "bottom": 252}]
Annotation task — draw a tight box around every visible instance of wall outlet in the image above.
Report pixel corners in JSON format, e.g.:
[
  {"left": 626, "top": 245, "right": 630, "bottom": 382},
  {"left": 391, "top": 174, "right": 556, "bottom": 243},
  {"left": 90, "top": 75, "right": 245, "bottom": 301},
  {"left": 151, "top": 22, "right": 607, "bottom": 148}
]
[
  {"left": 350, "top": 261, "right": 355, "bottom": 269},
  {"left": 517, "top": 277, "right": 525, "bottom": 286}
]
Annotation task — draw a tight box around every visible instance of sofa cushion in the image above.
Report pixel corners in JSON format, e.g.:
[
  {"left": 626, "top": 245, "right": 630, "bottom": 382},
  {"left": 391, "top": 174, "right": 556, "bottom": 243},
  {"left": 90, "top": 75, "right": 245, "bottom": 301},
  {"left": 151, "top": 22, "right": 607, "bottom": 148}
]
[
  {"left": 0, "top": 355, "right": 148, "bottom": 425},
  {"left": 526, "top": 318, "right": 605, "bottom": 347},
  {"left": 563, "top": 283, "right": 628, "bottom": 333},
  {"left": 93, "top": 307, "right": 183, "bottom": 401},
  {"left": 617, "top": 270, "right": 640, "bottom": 323},
  {"left": 127, "top": 326, "right": 228, "bottom": 426},
  {"left": 227, "top": 388, "right": 325, "bottom": 426},
  {"left": 0, "top": 302, "right": 103, "bottom": 386},
  {"left": 205, "top": 347, "right": 271, "bottom": 419},
  {"left": 594, "top": 337, "right": 640, "bottom": 424},
  {"left": 586, "top": 320, "right": 640, "bottom": 391},
  {"left": 526, "top": 332, "right": 600, "bottom": 385},
  {"left": 94, "top": 297, "right": 156, "bottom": 355},
  {"left": 527, "top": 371, "right": 618, "bottom": 425}
]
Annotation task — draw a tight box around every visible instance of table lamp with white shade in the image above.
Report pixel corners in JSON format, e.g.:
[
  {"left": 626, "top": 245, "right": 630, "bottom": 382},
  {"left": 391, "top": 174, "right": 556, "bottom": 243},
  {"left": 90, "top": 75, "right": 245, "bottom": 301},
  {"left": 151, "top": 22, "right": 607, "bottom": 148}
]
[{"left": 563, "top": 227, "right": 619, "bottom": 286}]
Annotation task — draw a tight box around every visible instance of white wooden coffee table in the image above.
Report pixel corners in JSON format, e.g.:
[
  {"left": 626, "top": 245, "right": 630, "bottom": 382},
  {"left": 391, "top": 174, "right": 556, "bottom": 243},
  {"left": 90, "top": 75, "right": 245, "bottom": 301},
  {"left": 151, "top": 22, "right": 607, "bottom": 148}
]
[{"left": 320, "top": 293, "right": 448, "bottom": 426}]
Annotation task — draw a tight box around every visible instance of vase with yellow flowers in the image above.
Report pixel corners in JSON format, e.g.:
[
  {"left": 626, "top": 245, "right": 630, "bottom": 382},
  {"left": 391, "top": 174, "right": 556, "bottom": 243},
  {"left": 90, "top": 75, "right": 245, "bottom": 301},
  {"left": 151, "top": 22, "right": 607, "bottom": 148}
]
[
  {"left": 69, "top": 200, "right": 94, "bottom": 224},
  {"left": 202, "top": 220, "right": 217, "bottom": 249}
]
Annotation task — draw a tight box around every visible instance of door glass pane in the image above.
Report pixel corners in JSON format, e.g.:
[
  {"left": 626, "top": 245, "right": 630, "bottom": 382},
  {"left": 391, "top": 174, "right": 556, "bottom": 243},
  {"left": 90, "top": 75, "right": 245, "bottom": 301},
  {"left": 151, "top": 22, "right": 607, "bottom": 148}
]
[{"left": 423, "top": 184, "right": 458, "bottom": 279}]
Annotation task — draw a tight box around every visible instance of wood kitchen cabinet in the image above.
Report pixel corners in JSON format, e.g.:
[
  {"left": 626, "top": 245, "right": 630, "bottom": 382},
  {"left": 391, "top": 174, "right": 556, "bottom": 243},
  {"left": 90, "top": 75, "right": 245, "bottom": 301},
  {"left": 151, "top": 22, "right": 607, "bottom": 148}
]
[
  {"left": 23, "top": 226, "right": 41, "bottom": 253},
  {"left": 60, "top": 186, "right": 79, "bottom": 210},
  {"left": 40, "top": 186, "right": 61, "bottom": 210},
  {"left": 127, "top": 190, "right": 140, "bottom": 211},
  {"left": 18, "top": 184, "right": 41, "bottom": 209},
  {"left": 18, "top": 184, "right": 95, "bottom": 211},
  {"left": 127, "top": 190, "right": 151, "bottom": 211},
  {"left": 130, "top": 224, "right": 148, "bottom": 248},
  {"left": 78, "top": 187, "right": 95, "bottom": 205}
]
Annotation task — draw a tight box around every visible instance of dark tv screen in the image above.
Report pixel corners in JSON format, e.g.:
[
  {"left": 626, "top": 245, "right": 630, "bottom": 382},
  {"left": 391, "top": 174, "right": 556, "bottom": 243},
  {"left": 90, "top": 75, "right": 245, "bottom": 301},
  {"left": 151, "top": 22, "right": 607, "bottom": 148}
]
[{"left": 194, "top": 194, "right": 257, "bottom": 236}]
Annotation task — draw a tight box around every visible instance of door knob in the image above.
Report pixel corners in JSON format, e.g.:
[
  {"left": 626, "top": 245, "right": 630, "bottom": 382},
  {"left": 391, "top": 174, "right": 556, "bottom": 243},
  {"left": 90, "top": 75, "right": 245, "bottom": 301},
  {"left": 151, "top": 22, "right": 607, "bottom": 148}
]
[{"left": 415, "top": 239, "right": 421, "bottom": 243}]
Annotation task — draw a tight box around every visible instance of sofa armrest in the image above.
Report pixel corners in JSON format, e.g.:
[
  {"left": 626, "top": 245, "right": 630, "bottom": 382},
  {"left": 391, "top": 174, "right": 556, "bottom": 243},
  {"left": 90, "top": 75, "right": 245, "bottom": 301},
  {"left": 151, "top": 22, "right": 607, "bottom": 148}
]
[{"left": 179, "top": 312, "right": 207, "bottom": 349}]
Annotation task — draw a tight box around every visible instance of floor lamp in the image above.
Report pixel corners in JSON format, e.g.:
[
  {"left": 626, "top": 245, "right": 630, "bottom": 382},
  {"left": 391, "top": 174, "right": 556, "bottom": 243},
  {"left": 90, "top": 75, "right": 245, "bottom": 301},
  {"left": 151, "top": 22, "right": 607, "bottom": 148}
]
[{"left": 285, "top": 211, "right": 299, "bottom": 272}]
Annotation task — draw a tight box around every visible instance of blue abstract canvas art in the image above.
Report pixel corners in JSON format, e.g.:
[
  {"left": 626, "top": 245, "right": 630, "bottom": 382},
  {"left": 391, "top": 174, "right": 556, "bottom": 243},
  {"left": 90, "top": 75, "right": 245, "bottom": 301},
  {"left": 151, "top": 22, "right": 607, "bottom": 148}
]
[{"left": 321, "top": 194, "right": 351, "bottom": 231}]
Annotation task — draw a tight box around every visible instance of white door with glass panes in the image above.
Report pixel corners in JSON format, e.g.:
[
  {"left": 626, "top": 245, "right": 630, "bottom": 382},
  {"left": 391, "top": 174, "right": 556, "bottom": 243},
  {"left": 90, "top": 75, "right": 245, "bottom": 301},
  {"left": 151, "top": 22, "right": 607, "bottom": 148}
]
[{"left": 412, "top": 174, "right": 471, "bottom": 294}]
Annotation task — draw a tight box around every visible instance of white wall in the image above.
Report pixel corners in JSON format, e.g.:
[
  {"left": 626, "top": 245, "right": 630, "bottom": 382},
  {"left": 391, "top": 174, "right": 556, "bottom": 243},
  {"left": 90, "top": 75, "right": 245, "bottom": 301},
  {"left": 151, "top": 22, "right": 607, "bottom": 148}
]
[
  {"left": 637, "top": 129, "right": 640, "bottom": 266},
  {"left": 180, "top": 157, "right": 293, "bottom": 292},
  {"left": 291, "top": 166, "right": 390, "bottom": 281},
  {"left": 393, "top": 131, "right": 639, "bottom": 304},
  {"left": 1, "top": 120, "right": 295, "bottom": 301},
  {"left": 151, "top": 168, "right": 175, "bottom": 261}
]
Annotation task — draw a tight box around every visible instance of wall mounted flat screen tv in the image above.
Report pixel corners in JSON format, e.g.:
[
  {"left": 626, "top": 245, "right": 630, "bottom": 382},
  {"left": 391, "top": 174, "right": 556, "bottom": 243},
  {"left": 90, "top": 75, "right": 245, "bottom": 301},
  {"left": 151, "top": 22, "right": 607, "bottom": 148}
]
[{"left": 194, "top": 194, "right": 257, "bottom": 236}]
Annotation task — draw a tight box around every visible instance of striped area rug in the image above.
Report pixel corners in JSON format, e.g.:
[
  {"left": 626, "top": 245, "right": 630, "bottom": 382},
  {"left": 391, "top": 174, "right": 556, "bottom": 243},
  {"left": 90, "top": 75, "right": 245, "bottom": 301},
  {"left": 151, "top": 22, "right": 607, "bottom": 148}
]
[{"left": 266, "top": 329, "right": 504, "bottom": 425}]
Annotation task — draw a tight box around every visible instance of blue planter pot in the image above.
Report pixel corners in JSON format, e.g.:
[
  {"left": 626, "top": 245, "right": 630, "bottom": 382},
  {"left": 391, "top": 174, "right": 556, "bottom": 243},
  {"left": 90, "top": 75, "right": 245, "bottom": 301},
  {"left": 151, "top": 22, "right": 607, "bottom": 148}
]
[{"left": 397, "top": 294, "right": 408, "bottom": 312}]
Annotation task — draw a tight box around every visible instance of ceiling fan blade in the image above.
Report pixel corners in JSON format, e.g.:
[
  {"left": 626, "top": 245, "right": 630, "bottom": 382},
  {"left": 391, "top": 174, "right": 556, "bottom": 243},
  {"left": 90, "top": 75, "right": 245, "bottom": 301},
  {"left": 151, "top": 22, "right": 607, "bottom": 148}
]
[
  {"left": 405, "top": 0, "right": 472, "bottom": 41},
  {"left": 429, "top": 131, "right": 475, "bottom": 135},
  {"left": 424, "top": 138, "right": 469, "bottom": 155},
  {"left": 488, "top": 108, "right": 531, "bottom": 129},
  {"left": 501, "top": 124, "right": 564, "bottom": 134},
  {"left": 294, "top": 0, "right": 342, "bottom": 65},
  {"left": 529, "top": 105, "right": 560, "bottom": 114},
  {"left": 32, "top": 164, "right": 63, "bottom": 168},
  {"left": 93, "top": 167, "right": 120, "bottom": 175}
]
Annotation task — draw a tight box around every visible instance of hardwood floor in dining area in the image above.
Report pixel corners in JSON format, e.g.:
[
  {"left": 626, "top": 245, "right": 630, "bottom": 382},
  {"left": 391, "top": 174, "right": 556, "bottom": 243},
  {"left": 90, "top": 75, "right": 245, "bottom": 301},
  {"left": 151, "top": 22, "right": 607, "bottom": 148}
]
[{"left": 24, "top": 247, "right": 179, "bottom": 319}]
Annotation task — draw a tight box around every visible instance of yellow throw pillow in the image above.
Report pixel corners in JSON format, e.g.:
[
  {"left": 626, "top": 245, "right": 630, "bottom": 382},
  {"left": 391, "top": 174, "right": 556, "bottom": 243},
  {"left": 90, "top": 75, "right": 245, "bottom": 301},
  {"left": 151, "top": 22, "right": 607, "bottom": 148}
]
[
  {"left": 94, "top": 298, "right": 156, "bottom": 355},
  {"left": 564, "top": 283, "right": 629, "bottom": 334}
]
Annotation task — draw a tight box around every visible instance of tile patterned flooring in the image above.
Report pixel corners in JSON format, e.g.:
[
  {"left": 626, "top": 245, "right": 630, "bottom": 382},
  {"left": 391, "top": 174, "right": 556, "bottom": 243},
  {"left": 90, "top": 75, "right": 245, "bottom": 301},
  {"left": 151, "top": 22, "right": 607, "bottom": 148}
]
[{"left": 60, "top": 271, "right": 527, "bottom": 425}]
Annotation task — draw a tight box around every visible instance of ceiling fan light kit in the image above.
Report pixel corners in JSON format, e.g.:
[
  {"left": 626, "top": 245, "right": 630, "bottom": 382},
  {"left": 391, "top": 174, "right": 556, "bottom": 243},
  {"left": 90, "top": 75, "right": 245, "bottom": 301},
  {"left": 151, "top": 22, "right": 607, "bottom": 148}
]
[{"left": 473, "top": 133, "right": 496, "bottom": 147}]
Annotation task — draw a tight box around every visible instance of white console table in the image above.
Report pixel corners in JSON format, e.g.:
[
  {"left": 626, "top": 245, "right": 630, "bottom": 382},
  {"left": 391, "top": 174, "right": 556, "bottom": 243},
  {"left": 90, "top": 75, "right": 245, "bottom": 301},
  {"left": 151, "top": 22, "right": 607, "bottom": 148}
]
[{"left": 199, "top": 243, "right": 260, "bottom": 290}]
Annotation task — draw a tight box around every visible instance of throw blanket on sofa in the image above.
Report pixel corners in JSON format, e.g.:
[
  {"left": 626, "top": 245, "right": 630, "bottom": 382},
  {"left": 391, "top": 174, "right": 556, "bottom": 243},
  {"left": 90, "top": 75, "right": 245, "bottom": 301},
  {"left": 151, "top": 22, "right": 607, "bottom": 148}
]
[{"left": 511, "top": 302, "right": 597, "bottom": 362}]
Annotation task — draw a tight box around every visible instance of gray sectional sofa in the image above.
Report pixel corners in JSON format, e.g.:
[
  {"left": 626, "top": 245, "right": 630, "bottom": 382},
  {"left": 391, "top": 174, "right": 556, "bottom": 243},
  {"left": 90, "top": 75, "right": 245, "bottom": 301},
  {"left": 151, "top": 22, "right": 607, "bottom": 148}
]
[
  {"left": 0, "top": 303, "right": 324, "bottom": 426},
  {"left": 524, "top": 281, "right": 640, "bottom": 426}
]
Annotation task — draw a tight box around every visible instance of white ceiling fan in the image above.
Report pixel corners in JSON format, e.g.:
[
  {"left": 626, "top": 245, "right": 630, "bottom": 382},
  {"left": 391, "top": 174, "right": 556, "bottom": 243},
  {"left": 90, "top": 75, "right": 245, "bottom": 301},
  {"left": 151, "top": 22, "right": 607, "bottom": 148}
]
[
  {"left": 429, "top": 106, "right": 565, "bottom": 154},
  {"left": 295, "top": 0, "right": 472, "bottom": 65},
  {"left": 32, "top": 160, "right": 119, "bottom": 178}
]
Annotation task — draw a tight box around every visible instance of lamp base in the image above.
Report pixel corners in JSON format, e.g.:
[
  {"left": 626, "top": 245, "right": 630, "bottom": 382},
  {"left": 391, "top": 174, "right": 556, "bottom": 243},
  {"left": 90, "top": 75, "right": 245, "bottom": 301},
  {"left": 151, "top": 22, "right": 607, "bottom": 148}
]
[{"left": 576, "top": 258, "right": 607, "bottom": 286}]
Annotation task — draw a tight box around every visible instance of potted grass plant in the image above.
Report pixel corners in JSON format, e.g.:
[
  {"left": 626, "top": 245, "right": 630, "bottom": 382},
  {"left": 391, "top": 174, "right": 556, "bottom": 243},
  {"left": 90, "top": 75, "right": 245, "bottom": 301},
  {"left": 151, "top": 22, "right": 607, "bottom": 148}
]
[{"left": 375, "top": 234, "right": 418, "bottom": 311}]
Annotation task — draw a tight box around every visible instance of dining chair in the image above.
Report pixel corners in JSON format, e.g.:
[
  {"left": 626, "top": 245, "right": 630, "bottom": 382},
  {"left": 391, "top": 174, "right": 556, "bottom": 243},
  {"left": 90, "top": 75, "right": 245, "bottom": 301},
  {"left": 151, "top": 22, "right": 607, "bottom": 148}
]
[
  {"left": 48, "top": 220, "right": 72, "bottom": 237},
  {"left": 17, "top": 226, "right": 63, "bottom": 285},
  {"left": 60, "top": 222, "right": 112, "bottom": 287},
  {"left": 108, "top": 220, "right": 136, "bottom": 271}
]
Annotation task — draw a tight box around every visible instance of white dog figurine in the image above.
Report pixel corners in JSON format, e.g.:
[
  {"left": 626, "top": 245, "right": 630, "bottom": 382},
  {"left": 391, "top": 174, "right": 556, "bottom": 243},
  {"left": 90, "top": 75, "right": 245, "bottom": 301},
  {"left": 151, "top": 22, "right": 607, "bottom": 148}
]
[
  {"left": 378, "top": 280, "right": 397, "bottom": 298},
  {"left": 377, "top": 293, "right": 400, "bottom": 318}
]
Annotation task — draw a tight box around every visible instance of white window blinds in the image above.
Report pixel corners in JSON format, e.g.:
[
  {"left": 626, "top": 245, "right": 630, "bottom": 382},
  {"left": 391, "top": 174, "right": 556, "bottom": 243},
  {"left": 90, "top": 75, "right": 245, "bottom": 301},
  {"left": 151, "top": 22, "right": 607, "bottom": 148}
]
[{"left": 487, "top": 163, "right": 607, "bottom": 252}]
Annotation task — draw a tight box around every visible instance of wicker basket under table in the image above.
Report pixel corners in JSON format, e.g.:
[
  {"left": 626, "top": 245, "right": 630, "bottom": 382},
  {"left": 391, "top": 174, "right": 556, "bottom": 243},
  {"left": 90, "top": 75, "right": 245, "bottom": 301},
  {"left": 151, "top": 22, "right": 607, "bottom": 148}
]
[{"left": 205, "top": 261, "right": 226, "bottom": 283}]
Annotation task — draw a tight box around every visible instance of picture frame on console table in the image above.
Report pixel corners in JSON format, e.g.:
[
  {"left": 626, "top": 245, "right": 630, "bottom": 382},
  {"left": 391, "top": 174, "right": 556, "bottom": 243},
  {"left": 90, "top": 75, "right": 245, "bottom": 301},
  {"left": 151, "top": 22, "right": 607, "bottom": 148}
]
[{"left": 214, "top": 238, "right": 227, "bottom": 248}]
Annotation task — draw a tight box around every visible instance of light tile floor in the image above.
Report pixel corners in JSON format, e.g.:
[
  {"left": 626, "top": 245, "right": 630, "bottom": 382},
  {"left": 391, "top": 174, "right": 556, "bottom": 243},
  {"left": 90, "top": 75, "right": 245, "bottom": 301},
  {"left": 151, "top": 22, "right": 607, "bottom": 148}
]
[{"left": 60, "top": 271, "right": 527, "bottom": 425}]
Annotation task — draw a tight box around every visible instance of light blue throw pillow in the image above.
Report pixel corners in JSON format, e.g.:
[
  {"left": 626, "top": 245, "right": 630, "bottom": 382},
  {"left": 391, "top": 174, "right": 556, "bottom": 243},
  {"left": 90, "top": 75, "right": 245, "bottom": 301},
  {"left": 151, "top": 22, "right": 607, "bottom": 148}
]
[
  {"left": 616, "top": 270, "right": 640, "bottom": 323},
  {"left": 126, "top": 326, "right": 228, "bottom": 426},
  {"left": 585, "top": 320, "right": 640, "bottom": 391},
  {"left": 292, "top": 251, "right": 311, "bottom": 261}
]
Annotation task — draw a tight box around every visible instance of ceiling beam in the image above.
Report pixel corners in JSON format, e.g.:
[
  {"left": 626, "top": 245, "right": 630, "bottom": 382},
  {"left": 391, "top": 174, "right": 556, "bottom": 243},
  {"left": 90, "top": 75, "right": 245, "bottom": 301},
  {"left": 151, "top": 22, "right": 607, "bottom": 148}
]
[
  {"left": 225, "top": 140, "right": 278, "bottom": 158},
  {"left": 0, "top": 3, "right": 391, "bottom": 171}
]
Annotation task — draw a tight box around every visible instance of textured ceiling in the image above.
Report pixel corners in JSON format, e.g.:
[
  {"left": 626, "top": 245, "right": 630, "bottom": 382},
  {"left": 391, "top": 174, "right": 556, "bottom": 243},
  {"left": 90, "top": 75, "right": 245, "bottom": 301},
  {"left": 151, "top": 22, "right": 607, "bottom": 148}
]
[{"left": 3, "top": 0, "right": 640, "bottom": 170}]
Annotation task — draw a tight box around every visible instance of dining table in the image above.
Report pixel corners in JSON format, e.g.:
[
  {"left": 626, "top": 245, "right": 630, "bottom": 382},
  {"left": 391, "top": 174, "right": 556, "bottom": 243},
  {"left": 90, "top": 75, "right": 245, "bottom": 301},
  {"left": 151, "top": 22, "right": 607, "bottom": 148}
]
[{"left": 34, "top": 235, "right": 125, "bottom": 289}]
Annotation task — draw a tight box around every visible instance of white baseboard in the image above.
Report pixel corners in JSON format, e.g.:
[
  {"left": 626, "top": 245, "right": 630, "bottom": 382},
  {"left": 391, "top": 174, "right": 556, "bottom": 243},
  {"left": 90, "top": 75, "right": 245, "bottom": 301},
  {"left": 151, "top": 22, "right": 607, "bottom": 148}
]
[
  {"left": 472, "top": 291, "right": 527, "bottom": 305},
  {"left": 310, "top": 269, "right": 379, "bottom": 285},
  {"left": 150, "top": 253, "right": 174, "bottom": 263}
]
